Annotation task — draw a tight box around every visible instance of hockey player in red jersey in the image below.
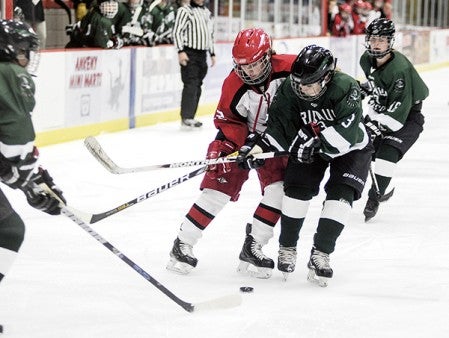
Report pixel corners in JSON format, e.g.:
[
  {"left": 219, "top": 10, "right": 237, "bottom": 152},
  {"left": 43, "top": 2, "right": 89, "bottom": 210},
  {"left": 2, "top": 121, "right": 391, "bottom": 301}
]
[{"left": 167, "top": 28, "right": 296, "bottom": 278}]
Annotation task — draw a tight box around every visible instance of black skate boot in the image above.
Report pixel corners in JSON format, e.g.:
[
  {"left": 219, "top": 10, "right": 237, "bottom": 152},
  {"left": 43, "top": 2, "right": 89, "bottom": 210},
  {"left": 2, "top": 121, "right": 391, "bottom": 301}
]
[
  {"left": 237, "top": 234, "right": 274, "bottom": 279},
  {"left": 364, "top": 188, "right": 395, "bottom": 222},
  {"left": 277, "top": 246, "right": 297, "bottom": 281},
  {"left": 166, "top": 237, "right": 198, "bottom": 274},
  {"left": 307, "top": 248, "right": 333, "bottom": 287}
]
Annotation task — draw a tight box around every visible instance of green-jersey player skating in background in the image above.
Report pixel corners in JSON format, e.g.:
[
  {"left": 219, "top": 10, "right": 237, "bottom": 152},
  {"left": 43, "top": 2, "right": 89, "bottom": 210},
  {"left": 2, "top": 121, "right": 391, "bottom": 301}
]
[{"left": 359, "top": 18, "right": 429, "bottom": 222}]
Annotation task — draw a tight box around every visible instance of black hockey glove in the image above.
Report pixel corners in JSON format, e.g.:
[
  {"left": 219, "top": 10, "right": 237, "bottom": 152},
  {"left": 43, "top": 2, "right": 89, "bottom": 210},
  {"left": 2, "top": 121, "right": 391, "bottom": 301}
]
[
  {"left": 0, "top": 147, "right": 39, "bottom": 190},
  {"left": 289, "top": 123, "right": 321, "bottom": 164},
  {"left": 358, "top": 81, "right": 374, "bottom": 100},
  {"left": 236, "top": 133, "right": 271, "bottom": 170},
  {"left": 364, "top": 116, "right": 383, "bottom": 142},
  {"left": 24, "top": 167, "right": 66, "bottom": 215}
]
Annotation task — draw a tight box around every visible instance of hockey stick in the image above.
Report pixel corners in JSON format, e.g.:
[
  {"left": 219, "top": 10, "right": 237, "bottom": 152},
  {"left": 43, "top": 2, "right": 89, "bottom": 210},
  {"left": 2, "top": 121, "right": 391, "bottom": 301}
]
[
  {"left": 61, "top": 207, "right": 242, "bottom": 312},
  {"left": 369, "top": 164, "right": 381, "bottom": 198},
  {"left": 369, "top": 163, "right": 395, "bottom": 201},
  {"left": 84, "top": 136, "right": 289, "bottom": 174},
  {"left": 68, "top": 166, "right": 206, "bottom": 224}
]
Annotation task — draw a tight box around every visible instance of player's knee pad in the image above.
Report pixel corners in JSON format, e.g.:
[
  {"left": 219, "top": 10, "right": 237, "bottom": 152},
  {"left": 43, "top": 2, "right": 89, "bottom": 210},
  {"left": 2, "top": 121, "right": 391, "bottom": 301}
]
[
  {"left": 282, "top": 195, "right": 310, "bottom": 219},
  {"left": 320, "top": 199, "right": 352, "bottom": 226},
  {"left": 260, "top": 181, "right": 284, "bottom": 210},
  {"left": 0, "top": 212, "right": 25, "bottom": 252}
]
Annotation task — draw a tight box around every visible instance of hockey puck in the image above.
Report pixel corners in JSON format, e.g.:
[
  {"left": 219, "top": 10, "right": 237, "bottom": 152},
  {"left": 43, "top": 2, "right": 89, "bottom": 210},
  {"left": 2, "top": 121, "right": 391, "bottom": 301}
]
[{"left": 239, "top": 286, "right": 254, "bottom": 293}]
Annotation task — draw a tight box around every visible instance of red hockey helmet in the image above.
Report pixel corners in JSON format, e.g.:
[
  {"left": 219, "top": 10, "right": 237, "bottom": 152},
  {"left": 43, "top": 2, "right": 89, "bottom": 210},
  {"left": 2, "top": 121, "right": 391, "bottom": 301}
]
[{"left": 232, "top": 28, "right": 272, "bottom": 85}]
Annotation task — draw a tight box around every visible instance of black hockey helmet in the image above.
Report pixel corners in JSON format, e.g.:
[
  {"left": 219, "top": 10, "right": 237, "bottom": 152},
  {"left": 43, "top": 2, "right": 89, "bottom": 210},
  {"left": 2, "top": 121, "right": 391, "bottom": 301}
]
[
  {"left": 0, "top": 19, "right": 39, "bottom": 62},
  {"left": 364, "top": 18, "right": 395, "bottom": 58},
  {"left": 290, "top": 44, "right": 336, "bottom": 100}
]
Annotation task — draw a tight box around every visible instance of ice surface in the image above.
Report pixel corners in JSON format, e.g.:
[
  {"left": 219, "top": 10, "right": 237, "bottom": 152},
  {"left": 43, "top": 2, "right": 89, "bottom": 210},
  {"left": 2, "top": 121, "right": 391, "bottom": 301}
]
[{"left": 0, "top": 68, "right": 448, "bottom": 337}]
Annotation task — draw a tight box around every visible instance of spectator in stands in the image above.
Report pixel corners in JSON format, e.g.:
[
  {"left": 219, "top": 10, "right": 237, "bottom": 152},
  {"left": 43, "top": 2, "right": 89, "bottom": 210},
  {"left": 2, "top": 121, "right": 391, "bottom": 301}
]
[
  {"left": 383, "top": 1, "right": 392, "bottom": 20},
  {"left": 147, "top": 0, "right": 176, "bottom": 45},
  {"left": 328, "top": 0, "right": 339, "bottom": 35},
  {"left": 121, "top": 0, "right": 152, "bottom": 46},
  {"left": 65, "top": 0, "right": 124, "bottom": 49},
  {"left": 13, "top": 0, "right": 46, "bottom": 48},
  {"left": 352, "top": 0, "right": 367, "bottom": 34},
  {"left": 366, "top": 0, "right": 386, "bottom": 25},
  {"left": 331, "top": 2, "right": 353, "bottom": 37}
]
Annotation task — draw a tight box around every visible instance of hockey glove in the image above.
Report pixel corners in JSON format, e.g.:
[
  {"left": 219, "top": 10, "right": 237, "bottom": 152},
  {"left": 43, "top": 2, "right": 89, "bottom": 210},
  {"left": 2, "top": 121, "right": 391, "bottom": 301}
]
[
  {"left": 358, "top": 81, "right": 374, "bottom": 100},
  {"left": 0, "top": 147, "right": 39, "bottom": 190},
  {"left": 236, "top": 133, "right": 271, "bottom": 170},
  {"left": 142, "top": 31, "right": 156, "bottom": 47},
  {"left": 205, "top": 140, "right": 236, "bottom": 179},
  {"left": 289, "top": 123, "right": 321, "bottom": 164},
  {"left": 24, "top": 167, "right": 66, "bottom": 215},
  {"left": 364, "top": 116, "right": 383, "bottom": 142}
]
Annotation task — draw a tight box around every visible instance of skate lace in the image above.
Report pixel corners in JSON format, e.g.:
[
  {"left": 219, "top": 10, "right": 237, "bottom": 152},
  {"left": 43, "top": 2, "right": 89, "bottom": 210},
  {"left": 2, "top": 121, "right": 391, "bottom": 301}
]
[
  {"left": 311, "top": 250, "right": 330, "bottom": 269},
  {"left": 278, "top": 247, "right": 297, "bottom": 264},
  {"left": 179, "top": 241, "right": 195, "bottom": 258},
  {"left": 251, "top": 241, "right": 269, "bottom": 260}
]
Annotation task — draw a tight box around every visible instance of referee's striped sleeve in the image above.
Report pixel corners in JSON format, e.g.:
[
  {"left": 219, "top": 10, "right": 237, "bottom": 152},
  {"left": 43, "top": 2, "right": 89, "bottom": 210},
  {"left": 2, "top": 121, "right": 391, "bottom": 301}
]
[{"left": 173, "top": 7, "right": 189, "bottom": 52}]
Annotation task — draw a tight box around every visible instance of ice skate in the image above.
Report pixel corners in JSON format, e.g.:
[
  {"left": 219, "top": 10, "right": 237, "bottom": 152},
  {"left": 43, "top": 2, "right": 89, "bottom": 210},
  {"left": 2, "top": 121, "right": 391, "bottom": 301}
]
[
  {"left": 181, "top": 118, "right": 203, "bottom": 130},
  {"left": 237, "top": 234, "right": 274, "bottom": 279},
  {"left": 277, "top": 246, "right": 297, "bottom": 281},
  {"left": 364, "top": 188, "right": 395, "bottom": 222},
  {"left": 166, "top": 238, "right": 198, "bottom": 274},
  {"left": 307, "top": 248, "right": 333, "bottom": 287}
]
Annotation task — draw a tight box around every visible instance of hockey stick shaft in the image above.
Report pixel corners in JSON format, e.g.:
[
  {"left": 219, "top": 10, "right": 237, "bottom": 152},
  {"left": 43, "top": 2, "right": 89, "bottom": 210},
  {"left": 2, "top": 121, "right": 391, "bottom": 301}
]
[
  {"left": 369, "top": 163, "right": 381, "bottom": 197},
  {"left": 84, "top": 136, "right": 289, "bottom": 174},
  {"left": 70, "top": 166, "right": 206, "bottom": 224},
  {"left": 61, "top": 207, "right": 241, "bottom": 312}
]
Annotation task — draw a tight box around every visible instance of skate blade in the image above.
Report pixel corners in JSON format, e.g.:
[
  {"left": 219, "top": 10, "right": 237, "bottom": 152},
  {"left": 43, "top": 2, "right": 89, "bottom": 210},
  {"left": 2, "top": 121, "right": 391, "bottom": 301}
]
[
  {"left": 236, "top": 261, "right": 272, "bottom": 279},
  {"left": 166, "top": 258, "right": 194, "bottom": 275},
  {"left": 307, "top": 269, "right": 329, "bottom": 287},
  {"left": 281, "top": 272, "right": 291, "bottom": 282}
]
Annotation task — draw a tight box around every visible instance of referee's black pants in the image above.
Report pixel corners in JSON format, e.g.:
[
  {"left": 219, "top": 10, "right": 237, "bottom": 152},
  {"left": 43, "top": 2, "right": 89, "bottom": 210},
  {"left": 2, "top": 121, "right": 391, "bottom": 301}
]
[{"left": 180, "top": 48, "right": 208, "bottom": 120}]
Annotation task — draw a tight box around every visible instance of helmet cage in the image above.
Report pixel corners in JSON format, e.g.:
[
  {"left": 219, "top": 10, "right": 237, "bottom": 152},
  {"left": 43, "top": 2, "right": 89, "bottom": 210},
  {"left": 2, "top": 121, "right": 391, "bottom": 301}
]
[
  {"left": 365, "top": 34, "right": 395, "bottom": 58},
  {"left": 233, "top": 53, "right": 272, "bottom": 85},
  {"left": 365, "top": 18, "right": 395, "bottom": 58},
  {"left": 100, "top": 0, "right": 119, "bottom": 19},
  {"left": 290, "top": 73, "right": 331, "bottom": 101},
  {"left": 289, "top": 44, "right": 336, "bottom": 101},
  {"left": 0, "top": 20, "right": 40, "bottom": 74}
]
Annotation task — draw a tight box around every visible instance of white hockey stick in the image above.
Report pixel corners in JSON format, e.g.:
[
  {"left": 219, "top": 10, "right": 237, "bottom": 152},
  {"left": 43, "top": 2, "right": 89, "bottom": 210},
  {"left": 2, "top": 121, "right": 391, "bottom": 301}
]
[
  {"left": 61, "top": 207, "right": 242, "bottom": 312},
  {"left": 84, "top": 136, "right": 289, "bottom": 174},
  {"left": 66, "top": 166, "right": 206, "bottom": 224}
]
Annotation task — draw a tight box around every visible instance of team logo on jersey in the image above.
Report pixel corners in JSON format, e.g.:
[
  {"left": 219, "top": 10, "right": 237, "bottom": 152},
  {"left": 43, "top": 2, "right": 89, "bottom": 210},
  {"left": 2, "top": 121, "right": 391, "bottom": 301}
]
[
  {"left": 394, "top": 79, "right": 405, "bottom": 92},
  {"left": 346, "top": 86, "right": 360, "bottom": 108},
  {"left": 18, "top": 74, "right": 34, "bottom": 98}
]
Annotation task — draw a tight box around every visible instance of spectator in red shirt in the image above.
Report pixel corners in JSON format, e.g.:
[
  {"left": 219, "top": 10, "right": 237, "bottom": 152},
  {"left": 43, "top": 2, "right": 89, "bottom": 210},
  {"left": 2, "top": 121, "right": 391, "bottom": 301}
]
[{"left": 331, "top": 2, "right": 354, "bottom": 37}]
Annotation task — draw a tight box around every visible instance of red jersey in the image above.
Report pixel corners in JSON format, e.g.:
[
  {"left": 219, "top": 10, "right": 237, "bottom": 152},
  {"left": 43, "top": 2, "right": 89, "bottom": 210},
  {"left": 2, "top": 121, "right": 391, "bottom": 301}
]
[{"left": 212, "top": 54, "right": 296, "bottom": 148}]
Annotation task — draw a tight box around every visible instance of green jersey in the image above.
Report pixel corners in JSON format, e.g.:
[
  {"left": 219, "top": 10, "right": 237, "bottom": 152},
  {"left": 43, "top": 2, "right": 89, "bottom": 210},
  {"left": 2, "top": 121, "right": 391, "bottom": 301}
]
[
  {"left": 0, "top": 62, "right": 35, "bottom": 161},
  {"left": 149, "top": 1, "right": 176, "bottom": 43},
  {"left": 360, "top": 50, "right": 429, "bottom": 132},
  {"left": 265, "top": 71, "right": 369, "bottom": 160}
]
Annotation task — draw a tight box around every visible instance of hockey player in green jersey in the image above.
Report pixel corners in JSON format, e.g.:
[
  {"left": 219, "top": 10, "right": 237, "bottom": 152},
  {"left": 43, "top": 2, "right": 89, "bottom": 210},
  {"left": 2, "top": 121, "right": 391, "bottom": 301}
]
[
  {"left": 0, "top": 20, "right": 66, "bottom": 293},
  {"left": 359, "top": 18, "right": 429, "bottom": 222},
  {"left": 237, "top": 45, "right": 373, "bottom": 286},
  {"left": 66, "top": 0, "right": 125, "bottom": 49}
]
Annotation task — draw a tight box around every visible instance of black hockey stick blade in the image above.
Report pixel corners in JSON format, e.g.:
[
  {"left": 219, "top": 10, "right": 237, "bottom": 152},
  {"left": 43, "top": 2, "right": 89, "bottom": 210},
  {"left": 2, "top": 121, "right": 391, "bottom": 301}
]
[
  {"left": 61, "top": 207, "right": 242, "bottom": 313},
  {"left": 84, "top": 135, "right": 289, "bottom": 174},
  {"left": 67, "top": 166, "right": 206, "bottom": 224}
]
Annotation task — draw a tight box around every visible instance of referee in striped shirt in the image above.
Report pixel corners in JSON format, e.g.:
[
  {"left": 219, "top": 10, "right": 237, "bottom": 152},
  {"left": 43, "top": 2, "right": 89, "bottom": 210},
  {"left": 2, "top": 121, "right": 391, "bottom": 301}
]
[{"left": 173, "top": 0, "right": 216, "bottom": 129}]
